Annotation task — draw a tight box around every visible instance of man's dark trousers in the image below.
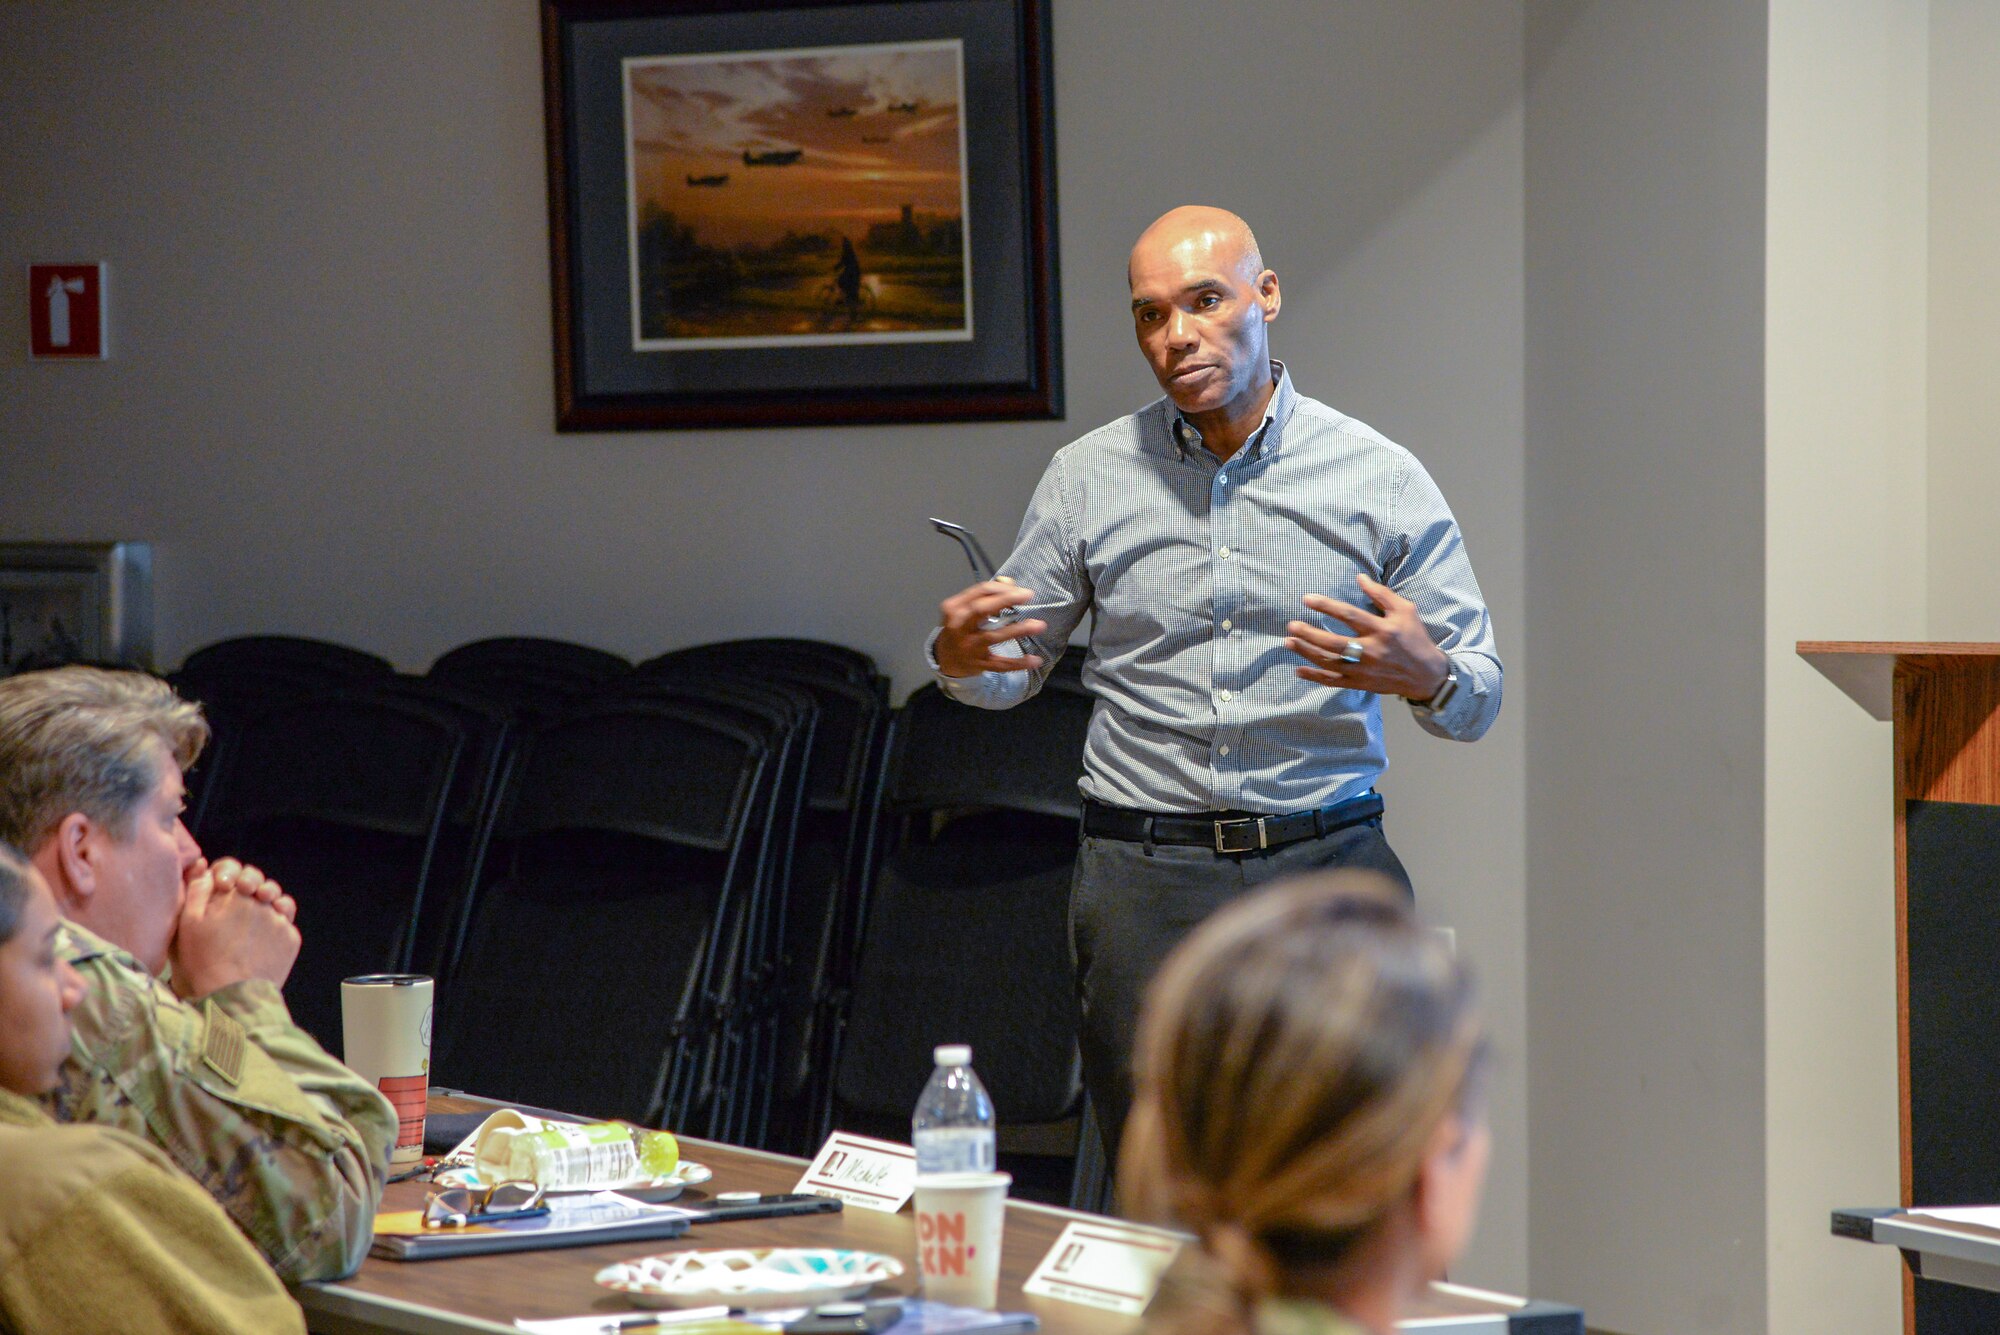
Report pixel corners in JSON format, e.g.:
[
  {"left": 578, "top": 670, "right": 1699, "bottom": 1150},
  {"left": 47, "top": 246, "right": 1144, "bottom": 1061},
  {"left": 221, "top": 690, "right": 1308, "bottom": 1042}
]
[{"left": 1069, "top": 816, "right": 1411, "bottom": 1172}]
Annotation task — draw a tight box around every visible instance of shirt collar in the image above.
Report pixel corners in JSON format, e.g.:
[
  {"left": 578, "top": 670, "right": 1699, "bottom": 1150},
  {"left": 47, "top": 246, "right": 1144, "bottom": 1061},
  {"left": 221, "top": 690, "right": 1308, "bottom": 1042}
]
[
  {"left": 53, "top": 919, "right": 119, "bottom": 968},
  {"left": 1169, "top": 360, "right": 1296, "bottom": 465}
]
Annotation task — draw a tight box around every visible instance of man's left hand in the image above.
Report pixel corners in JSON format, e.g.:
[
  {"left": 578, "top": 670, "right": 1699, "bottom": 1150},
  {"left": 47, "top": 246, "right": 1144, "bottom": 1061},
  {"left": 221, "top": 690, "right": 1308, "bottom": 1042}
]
[
  {"left": 1287, "top": 573, "right": 1448, "bottom": 700},
  {"left": 204, "top": 856, "right": 298, "bottom": 924}
]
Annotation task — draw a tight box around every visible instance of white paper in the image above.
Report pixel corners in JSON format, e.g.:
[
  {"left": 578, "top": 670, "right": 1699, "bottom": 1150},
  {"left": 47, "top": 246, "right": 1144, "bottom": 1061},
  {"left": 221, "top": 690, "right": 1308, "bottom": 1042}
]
[
  {"left": 795, "top": 1131, "right": 919, "bottom": 1213},
  {"left": 516, "top": 1304, "right": 729, "bottom": 1333},
  {"left": 1021, "top": 1219, "right": 1187, "bottom": 1315},
  {"left": 1910, "top": 1205, "right": 2000, "bottom": 1229},
  {"left": 516, "top": 1316, "right": 652, "bottom": 1334}
]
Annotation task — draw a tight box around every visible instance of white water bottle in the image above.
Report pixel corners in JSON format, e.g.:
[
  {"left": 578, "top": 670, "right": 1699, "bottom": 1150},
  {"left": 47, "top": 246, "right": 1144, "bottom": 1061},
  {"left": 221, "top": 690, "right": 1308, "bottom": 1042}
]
[{"left": 913, "top": 1043, "right": 996, "bottom": 1175}]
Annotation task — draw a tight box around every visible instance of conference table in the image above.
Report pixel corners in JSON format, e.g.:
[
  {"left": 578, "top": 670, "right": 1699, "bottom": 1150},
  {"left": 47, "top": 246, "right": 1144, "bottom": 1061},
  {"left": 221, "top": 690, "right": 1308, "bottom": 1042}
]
[{"left": 295, "top": 1093, "right": 1583, "bottom": 1335}]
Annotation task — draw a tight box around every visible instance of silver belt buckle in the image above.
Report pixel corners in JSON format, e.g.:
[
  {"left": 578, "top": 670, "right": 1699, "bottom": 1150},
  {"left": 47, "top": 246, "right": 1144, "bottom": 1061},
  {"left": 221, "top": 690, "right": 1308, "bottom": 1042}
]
[{"left": 1214, "top": 816, "right": 1268, "bottom": 854}]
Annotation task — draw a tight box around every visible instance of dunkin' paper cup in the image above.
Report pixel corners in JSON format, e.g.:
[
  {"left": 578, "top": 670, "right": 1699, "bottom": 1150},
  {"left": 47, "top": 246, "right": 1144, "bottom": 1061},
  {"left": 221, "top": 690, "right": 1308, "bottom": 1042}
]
[
  {"left": 341, "top": 974, "right": 433, "bottom": 1164},
  {"left": 914, "top": 1171, "right": 1011, "bottom": 1309}
]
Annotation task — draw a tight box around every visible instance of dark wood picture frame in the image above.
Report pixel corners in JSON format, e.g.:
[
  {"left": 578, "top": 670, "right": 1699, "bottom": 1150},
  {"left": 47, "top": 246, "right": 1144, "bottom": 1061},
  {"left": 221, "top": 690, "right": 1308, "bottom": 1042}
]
[{"left": 542, "top": 0, "right": 1061, "bottom": 431}]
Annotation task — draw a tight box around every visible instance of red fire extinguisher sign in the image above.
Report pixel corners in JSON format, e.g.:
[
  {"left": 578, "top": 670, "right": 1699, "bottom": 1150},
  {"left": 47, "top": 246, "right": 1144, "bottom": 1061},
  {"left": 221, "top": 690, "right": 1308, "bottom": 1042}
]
[{"left": 28, "top": 263, "right": 107, "bottom": 360}]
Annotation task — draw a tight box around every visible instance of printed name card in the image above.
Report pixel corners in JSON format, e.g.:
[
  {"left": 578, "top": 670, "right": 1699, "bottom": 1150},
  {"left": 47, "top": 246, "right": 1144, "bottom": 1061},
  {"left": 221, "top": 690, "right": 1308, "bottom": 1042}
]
[
  {"left": 795, "top": 1131, "right": 917, "bottom": 1213},
  {"left": 1022, "top": 1219, "right": 1188, "bottom": 1314}
]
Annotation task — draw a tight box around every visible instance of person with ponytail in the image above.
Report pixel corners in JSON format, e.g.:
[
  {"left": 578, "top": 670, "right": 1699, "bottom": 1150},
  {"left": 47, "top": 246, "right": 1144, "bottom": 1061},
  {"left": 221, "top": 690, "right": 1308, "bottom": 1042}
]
[
  {"left": 1122, "top": 870, "right": 1490, "bottom": 1335},
  {"left": 0, "top": 842, "right": 306, "bottom": 1334}
]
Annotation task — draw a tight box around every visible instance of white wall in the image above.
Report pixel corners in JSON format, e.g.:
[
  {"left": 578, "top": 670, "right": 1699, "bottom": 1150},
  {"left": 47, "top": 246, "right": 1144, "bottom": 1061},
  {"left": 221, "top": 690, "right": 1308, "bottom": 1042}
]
[
  {"left": 1764, "top": 4, "right": 1926, "bottom": 1332},
  {"left": 0, "top": 0, "right": 1532, "bottom": 1291},
  {"left": 1525, "top": 4, "right": 1770, "bottom": 1331}
]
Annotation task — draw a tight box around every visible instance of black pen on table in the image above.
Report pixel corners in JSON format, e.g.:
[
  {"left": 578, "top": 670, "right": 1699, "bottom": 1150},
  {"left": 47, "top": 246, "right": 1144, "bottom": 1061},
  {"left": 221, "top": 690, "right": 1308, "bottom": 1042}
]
[{"left": 386, "top": 1156, "right": 436, "bottom": 1184}]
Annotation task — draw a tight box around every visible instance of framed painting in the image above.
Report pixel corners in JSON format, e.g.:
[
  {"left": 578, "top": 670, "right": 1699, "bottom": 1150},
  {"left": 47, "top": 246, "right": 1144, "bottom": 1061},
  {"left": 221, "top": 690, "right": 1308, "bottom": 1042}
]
[
  {"left": 0, "top": 542, "right": 153, "bottom": 673},
  {"left": 542, "top": 0, "right": 1061, "bottom": 430}
]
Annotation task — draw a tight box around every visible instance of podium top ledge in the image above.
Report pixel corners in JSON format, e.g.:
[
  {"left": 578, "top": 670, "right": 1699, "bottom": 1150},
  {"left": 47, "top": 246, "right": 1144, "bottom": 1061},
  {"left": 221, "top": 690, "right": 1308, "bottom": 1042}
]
[
  {"left": 1799, "top": 642, "right": 2000, "bottom": 721},
  {"left": 1797, "top": 641, "right": 2000, "bottom": 657}
]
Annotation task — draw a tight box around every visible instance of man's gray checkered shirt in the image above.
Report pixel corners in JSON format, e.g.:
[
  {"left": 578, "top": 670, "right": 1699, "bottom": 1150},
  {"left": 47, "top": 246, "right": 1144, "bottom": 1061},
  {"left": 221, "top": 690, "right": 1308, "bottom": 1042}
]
[{"left": 934, "top": 363, "right": 1502, "bottom": 814}]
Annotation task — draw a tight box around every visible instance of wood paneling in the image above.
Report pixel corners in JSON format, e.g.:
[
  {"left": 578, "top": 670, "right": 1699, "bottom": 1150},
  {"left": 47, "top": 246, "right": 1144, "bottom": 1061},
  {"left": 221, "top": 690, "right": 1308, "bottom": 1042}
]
[{"left": 1897, "top": 659, "right": 2000, "bottom": 804}]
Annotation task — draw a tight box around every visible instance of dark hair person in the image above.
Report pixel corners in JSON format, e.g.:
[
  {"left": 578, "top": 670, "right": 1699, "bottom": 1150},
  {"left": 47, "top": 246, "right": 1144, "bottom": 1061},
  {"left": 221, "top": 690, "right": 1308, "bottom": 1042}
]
[
  {"left": 1123, "top": 871, "right": 1490, "bottom": 1335},
  {"left": 0, "top": 842, "right": 305, "bottom": 1334}
]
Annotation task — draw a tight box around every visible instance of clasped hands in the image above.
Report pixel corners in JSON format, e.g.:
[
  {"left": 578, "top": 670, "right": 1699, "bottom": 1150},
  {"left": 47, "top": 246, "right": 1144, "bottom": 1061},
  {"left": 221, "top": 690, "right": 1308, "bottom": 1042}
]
[
  {"left": 935, "top": 571, "right": 1446, "bottom": 701},
  {"left": 170, "top": 856, "right": 303, "bottom": 1000}
]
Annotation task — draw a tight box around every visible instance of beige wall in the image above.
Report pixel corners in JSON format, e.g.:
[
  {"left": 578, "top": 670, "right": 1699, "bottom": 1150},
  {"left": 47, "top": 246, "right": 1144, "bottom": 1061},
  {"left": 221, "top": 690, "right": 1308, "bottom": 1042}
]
[
  {"left": 1525, "top": 3, "right": 1770, "bottom": 1331},
  {"left": 1764, "top": 3, "right": 1925, "bottom": 1332},
  {"left": 1928, "top": 0, "right": 2000, "bottom": 638},
  {"left": 0, "top": 0, "right": 1532, "bottom": 1292}
]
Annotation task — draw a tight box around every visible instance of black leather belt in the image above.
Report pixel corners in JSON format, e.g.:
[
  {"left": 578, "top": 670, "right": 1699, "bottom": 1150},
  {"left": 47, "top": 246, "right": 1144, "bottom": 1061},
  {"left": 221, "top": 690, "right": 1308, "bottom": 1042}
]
[{"left": 1082, "top": 791, "right": 1385, "bottom": 855}]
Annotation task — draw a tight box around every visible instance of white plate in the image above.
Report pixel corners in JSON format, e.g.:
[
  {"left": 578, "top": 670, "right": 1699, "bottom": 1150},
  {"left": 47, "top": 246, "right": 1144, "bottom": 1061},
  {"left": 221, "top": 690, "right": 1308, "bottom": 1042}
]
[{"left": 596, "top": 1247, "right": 904, "bottom": 1310}]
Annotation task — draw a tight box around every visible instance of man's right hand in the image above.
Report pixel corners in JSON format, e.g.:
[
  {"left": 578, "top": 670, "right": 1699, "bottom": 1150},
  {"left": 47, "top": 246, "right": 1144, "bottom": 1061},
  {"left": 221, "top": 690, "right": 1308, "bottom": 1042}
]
[
  {"left": 170, "top": 860, "right": 303, "bottom": 999},
  {"left": 936, "top": 578, "right": 1048, "bottom": 678}
]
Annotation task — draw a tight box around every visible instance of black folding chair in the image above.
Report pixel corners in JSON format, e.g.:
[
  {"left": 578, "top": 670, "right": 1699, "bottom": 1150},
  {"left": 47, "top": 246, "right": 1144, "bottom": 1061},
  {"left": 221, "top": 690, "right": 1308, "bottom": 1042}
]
[
  {"left": 614, "top": 666, "right": 821, "bottom": 1142},
  {"left": 179, "top": 635, "right": 394, "bottom": 685},
  {"left": 427, "top": 637, "right": 630, "bottom": 724},
  {"left": 194, "top": 688, "right": 468, "bottom": 1051},
  {"left": 641, "top": 647, "right": 894, "bottom": 1155},
  {"left": 173, "top": 636, "right": 396, "bottom": 837},
  {"left": 644, "top": 639, "right": 883, "bottom": 695},
  {"left": 834, "top": 677, "right": 1101, "bottom": 1206},
  {"left": 430, "top": 700, "right": 770, "bottom": 1127},
  {"left": 374, "top": 677, "right": 518, "bottom": 981}
]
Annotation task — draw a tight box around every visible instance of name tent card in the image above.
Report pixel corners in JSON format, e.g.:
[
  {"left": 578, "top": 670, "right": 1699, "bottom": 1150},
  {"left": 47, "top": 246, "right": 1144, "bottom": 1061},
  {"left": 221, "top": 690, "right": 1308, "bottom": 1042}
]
[
  {"left": 1022, "top": 1219, "right": 1187, "bottom": 1315},
  {"left": 796, "top": 1132, "right": 918, "bottom": 1213}
]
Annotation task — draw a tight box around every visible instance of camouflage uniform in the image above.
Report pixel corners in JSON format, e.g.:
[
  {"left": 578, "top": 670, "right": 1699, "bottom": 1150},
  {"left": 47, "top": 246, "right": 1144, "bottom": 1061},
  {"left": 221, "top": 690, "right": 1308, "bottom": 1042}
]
[
  {"left": 0, "top": 1087, "right": 307, "bottom": 1334},
  {"left": 44, "top": 920, "right": 397, "bottom": 1282}
]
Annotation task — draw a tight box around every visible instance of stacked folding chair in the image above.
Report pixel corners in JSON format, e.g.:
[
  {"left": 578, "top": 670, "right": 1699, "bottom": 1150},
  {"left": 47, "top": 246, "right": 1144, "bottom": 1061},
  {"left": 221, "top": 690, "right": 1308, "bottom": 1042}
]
[
  {"left": 834, "top": 669, "right": 1101, "bottom": 1206},
  {"left": 616, "top": 660, "right": 822, "bottom": 1142},
  {"left": 426, "top": 637, "right": 630, "bottom": 725},
  {"left": 377, "top": 677, "right": 517, "bottom": 979},
  {"left": 172, "top": 635, "right": 396, "bottom": 837},
  {"left": 429, "top": 697, "right": 772, "bottom": 1126},
  {"left": 193, "top": 687, "right": 470, "bottom": 1050},
  {"left": 640, "top": 640, "right": 893, "bottom": 1153}
]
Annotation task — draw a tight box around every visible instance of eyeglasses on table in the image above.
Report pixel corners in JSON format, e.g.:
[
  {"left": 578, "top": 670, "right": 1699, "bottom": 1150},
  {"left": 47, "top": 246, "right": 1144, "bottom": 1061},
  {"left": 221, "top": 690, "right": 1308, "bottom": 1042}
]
[{"left": 422, "top": 1179, "right": 548, "bottom": 1228}]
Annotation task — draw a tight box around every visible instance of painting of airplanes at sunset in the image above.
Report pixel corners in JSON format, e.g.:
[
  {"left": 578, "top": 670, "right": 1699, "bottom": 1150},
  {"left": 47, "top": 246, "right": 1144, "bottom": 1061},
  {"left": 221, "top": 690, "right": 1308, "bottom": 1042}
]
[{"left": 623, "top": 39, "right": 972, "bottom": 349}]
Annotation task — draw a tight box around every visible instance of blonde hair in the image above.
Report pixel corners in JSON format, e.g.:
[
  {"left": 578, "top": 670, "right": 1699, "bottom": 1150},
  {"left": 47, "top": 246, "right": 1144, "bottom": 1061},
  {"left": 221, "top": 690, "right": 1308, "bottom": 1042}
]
[
  {"left": 0, "top": 667, "right": 209, "bottom": 850},
  {"left": 1123, "top": 871, "right": 1486, "bottom": 1321}
]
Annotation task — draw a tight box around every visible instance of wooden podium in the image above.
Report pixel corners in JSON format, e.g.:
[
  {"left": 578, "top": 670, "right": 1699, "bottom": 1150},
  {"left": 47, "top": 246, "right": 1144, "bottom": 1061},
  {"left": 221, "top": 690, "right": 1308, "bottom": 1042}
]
[{"left": 1801, "top": 642, "right": 2000, "bottom": 1334}]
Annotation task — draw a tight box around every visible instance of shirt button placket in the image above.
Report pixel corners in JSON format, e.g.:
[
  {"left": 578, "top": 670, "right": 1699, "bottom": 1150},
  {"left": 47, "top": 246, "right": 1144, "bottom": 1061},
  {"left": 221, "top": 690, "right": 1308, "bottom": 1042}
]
[{"left": 1214, "top": 459, "right": 1243, "bottom": 805}]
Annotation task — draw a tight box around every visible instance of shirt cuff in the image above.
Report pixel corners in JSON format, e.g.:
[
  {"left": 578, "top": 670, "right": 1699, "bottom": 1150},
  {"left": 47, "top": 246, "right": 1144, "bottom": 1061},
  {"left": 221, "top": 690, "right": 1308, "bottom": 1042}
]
[
  {"left": 202, "top": 978, "right": 296, "bottom": 1034},
  {"left": 1407, "top": 656, "right": 1485, "bottom": 738},
  {"left": 926, "top": 627, "right": 1033, "bottom": 708}
]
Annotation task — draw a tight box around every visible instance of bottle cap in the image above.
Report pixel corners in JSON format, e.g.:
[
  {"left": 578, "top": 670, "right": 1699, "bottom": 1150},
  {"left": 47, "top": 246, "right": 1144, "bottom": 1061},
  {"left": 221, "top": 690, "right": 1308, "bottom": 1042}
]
[{"left": 934, "top": 1044, "right": 972, "bottom": 1066}]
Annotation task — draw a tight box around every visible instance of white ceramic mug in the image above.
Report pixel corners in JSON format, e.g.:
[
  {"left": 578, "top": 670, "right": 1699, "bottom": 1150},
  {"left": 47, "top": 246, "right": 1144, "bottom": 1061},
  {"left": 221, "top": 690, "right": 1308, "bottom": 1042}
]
[
  {"left": 340, "top": 973, "right": 433, "bottom": 1165},
  {"left": 914, "top": 1171, "right": 1012, "bottom": 1309}
]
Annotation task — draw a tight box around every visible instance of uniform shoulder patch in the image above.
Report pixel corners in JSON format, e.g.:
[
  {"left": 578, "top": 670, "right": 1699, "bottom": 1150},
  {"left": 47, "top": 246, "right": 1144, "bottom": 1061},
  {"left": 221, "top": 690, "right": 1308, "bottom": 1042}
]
[{"left": 201, "top": 1000, "right": 247, "bottom": 1086}]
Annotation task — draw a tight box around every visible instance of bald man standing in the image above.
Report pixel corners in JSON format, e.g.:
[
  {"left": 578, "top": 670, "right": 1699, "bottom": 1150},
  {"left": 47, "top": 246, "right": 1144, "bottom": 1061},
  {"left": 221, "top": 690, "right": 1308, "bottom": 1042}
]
[{"left": 927, "top": 207, "right": 1502, "bottom": 1166}]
